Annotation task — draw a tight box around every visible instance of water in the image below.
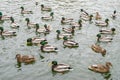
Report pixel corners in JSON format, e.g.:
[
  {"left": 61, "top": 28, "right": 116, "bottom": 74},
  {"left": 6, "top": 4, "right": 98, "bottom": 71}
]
[{"left": 0, "top": 0, "right": 120, "bottom": 80}]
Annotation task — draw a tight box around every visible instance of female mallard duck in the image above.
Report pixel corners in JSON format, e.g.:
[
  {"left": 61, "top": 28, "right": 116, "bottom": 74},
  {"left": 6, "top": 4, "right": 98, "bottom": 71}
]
[
  {"left": 96, "top": 34, "right": 113, "bottom": 42},
  {"left": 70, "top": 19, "right": 82, "bottom": 30},
  {"left": 0, "top": 27, "right": 16, "bottom": 37},
  {"left": 35, "top": 24, "right": 51, "bottom": 35},
  {"left": 112, "top": 10, "right": 116, "bottom": 19},
  {"left": 16, "top": 54, "right": 35, "bottom": 64},
  {"left": 10, "top": 17, "right": 20, "bottom": 28},
  {"left": 95, "top": 19, "right": 109, "bottom": 27},
  {"left": 99, "top": 28, "right": 116, "bottom": 35},
  {"left": 88, "top": 62, "right": 112, "bottom": 73},
  {"left": 62, "top": 26, "right": 75, "bottom": 35},
  {"left": 61, "top": 17, "right": 73, "bottom": 24},
  {"left": 56, "top": 30, "right": 72, "bottom": 40},
  {"left": 51, "top": 61, "right": 73, "bottom": 73},
  {"left": 25, "top": 18, "right": 36, "bottom": 28},
  {"left": 27, "top": 37, "right": 47, "bottom": 46},
  {"left": 40, "top": 41, "right": 58, "bottom": 52},
  {"left": 0, "top": 12, "right": 11, "bottom": 21},
  {"left": 95, "top": 12, "right": 102, "bottom": 20},
  {"left": 63, "top": 36, "right": 79, "bottom": 48},
  {"left": 91, "top": 44, "right": 106, "bottom": 56},
  {"left": 20, "top": 6, "right": 33, "bottom": 14},
  {"left": 41, "top": 4, "right": 52, "bottom": 11},
  {"left": 41, "top": 12, "right": 54, "bottom": 20}
]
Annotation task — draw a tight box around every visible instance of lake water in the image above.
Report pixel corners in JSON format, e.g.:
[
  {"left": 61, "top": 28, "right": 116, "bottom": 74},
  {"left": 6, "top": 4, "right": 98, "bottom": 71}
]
[{"left": 0, "top": 0, "right": 120, "bottom": 80}]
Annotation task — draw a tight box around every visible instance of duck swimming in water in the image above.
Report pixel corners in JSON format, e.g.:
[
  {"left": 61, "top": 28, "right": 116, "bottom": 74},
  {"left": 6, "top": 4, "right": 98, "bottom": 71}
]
[
  {"left": 62, "top": 26, "right": 75, "bottom": 35},
  {"left": 91, "top": 44, "right": 106, "bottom": 56},
  {"left": 61, "top": 17, "right": 73, "bottom": 24},
  {"left": 70, "top": 19, "right": 82, "bottom": 30},
  {"left": 41, "top": 4, "right": 52, "bottom": 11},
  {"left": 16, "top": 54, "right": 35, "bottom": 64},
  {"left": 41, "top": 12, "right": 54, "bottom": 20},
  {"left": 10, "top": 17, "right": 20, "bottom": 29},
  {"left": 95, "top": 19, "right": 109, "bottom": 27},
  {"left": 88, "top": 62, "right": 112, "bottom": 73},
  {"left": 99, "top": 28, "right": 116, "bottom": 35},
  {"left": 51, "top": 61, "right": 73, "bottom": 73},
  {"left": 20, "top": 6, "right": 33, "bottom": 14}
]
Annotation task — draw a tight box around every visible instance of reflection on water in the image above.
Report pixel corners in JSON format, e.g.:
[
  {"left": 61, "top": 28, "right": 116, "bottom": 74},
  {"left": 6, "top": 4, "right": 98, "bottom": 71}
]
[{"left": 0, "top": 0, "right": 120, "bottom": 80}]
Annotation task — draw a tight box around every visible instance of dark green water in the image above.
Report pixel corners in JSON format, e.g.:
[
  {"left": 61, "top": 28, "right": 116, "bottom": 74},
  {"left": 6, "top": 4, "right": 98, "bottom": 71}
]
[{"left": 0, "top": 0, "right": 120, "bottom": 80}]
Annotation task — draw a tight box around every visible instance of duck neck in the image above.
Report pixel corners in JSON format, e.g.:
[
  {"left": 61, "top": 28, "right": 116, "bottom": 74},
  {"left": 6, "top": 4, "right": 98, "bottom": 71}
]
[
  {"left": 57, "top": 33, "right": 60, "bottom": 40},
  {"left": 41, "top": 45, "right": 44, "bottom": 52}
]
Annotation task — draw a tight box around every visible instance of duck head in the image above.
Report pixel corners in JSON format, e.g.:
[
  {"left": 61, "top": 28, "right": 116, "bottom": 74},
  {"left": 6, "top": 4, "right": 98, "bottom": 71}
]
[
  {"left": 44, "top": 24, "right": 47, "bottom": 29},
  {"left": 111, "top": 28, "right": 116, "bottom": 34},
  {"left": 16, "top": 54, "right": 22, "bottom": 63},
  {"left": 89, "top": 14, "right": 93, "bottom": 21},
  {"left": 10, "top": 17, "right": 14, "bottom": 23},
  {"left": 0, "top": 12, "right": 2, "bottom": 16},
  {"left": 25, "top": 18, "right": 30, "bottom": 22},
  {"left": 80, "top": 9, "right": 83, "bottom": 12},
  {"left": 20, "top": 6, "right": 24, "bottom": 10},
  {"left": 40, "top": 40, "right": 48, "bottom": 46},
  {"left": 113, "top": 10, "right": 116, "bottom": 14},
  {"left": 105, "top": 19, "right": 109, "bottom": 26},
  {"left": 50, "top": 12, "right": 54, "bottom": 18},
  {"left": 35, "top": 23, "right": 39, "bottom": 30},
  {"left": 96, "top": 34, "right": 101, "bottom": 42},
  {"left": 63, "top": 36, "right": 68, "bottom": 41},
  {"left": 41, "top": 4, "right": 44, "bottom": 8},
  {"left": 0, "top": 27, "right": 4, "bottom": 33},
  {"left": 56, "top": 30, "right": 60, "bottom": 34},
  {"left": 106, "top": 62, "right": 112, "bottom": 69},
  {"left": 52, "top": 61, "right": 58, "bottom": 65},
  {"left": 78, "top": 19, "right": 82, "bottom": 24},
  {"left": 27, "top": 38, "right": 33, "bottom": 46},
  {"left": 101, "top": 49, "right": 106, "bottom": 56}
]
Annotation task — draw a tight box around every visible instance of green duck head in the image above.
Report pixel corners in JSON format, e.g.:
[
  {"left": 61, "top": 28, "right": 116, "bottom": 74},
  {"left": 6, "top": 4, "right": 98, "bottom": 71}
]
[
  {"left": 40, "top": 40, "right": 48, "bottom": 46},
  {"left": 78, "top": 19, "right": 82, "bottom": 24},
  {"left": 50, "top": 12, "right": 54, "bottom": 16},
  {"left": 52, "top": 61, "right": 58, "bottom": 65},
  {"left": 111, "top": 28, "right": 116, "bottom": 34},
  {"left": 20, "top": 6, "right": 24, "bottom": 10},
  {"left": 105, "top": 19, "right": 109, "bottom": 23},
  {"left": 27, "top": 38, "right": 32, "bottom": 46},
  {"left": 80, "top": 9, "right": 83, "bottom": 12},
  {"left": 25, "top": 18, "right": 30, "bottom": 22},
  {"left": 97, "top": 34, "right": 101, "bottom": 38},
  {"left": 35, "top": 23, "right": 39, "bottom": 29},
  {"left": 0, "top": 12, "right": 3, "bottom": 16},
  {"left": 63, "top": 36, "right": 68, "bottom": 40},
  {"left": 0, "top": 27, "right": 4, "bottom": 32},
  {"left": 10, "top": 17, "right": 14, "bottom": 23},
  {"left": 114, "top": 10, "right": 116, "bottom": 14},
  {"left": 56, "top": 30, "right": 60, "bottom": 34},
  {"left": 44, "top": 24, "right": 47, "bottom": 28},
  {"left": 62, "top": 17, "right": 65, "bottom": 20},
  {"left": 41, "top": 4, "right": 44, "bottom": 8}
]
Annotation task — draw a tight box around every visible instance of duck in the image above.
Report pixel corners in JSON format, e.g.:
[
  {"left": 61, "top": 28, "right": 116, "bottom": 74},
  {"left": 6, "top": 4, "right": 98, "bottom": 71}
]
[
  {"left": 70, "top": 19, "right": 82, "bottom": 30},
  {"left": 99, "top": 28, "right": 116, "bottom": 35},
  {"left": 88, "top": 62, "right": 112, "bottom": 73},
  {"left": 63, "top": 36, "right": 79, "bottom": 48},
  {"left": 16, "top": 54, "right": 35, "bottom": 64},
  {"left": 56, "top": 30, "right": 72, "bottom": 40},
  {"left": 80, "top": 9, "right": 89, "bottom": 16},
  {"left": 112, "top": 10, "right": 117, "bottom": 19},
  {"left": 27, "top": 37, "right": 47, "bottom": 46},
  {"left": 95, "top": 19, "right": 109, "bottom": 27},
  {"left": 0, "top": 27, "right": 16, "bottom": 37},
  {"left": 96, "top": 34, "right": 113, "bottom": 42},
  {"left": 61, "top": 17, "right": 73, "bottom": 24},
  {"left": 62, "top": 26, "right": 75, "bottom": 35},
  {"left": 51, "top": 61, "right": 73, "bottom": 73},
  {"left": 41, "top": 4, "right": 52, "bottom": 11},
  {"left": 95, "top": 12, "right": 102, "bottom": 20},
  {"left": 40, "top": 41, "right": 58, "bottom": 52},
  {"left": 91, "top": 44, "right": 106, "bottom": 56},
  {"left": 80, "top": 14, "right": 93, "bottom": 21},
  {"left": 20, "top": 6, "right": 33, "bottom": 14},
  {"left": 41, "top": 12, "right": 54, "bottom": 20},
  {"left": 35, "top": 24, "right": 51, "bottom": 35},
  {"left": 0, "top": 12, "right": 11, "bottom": 21},
  {"left": 25, "top": 18, "right": 36, "bottom": 28},
  {"left": 10, "top": 17, "right": 20, "bottom": 28}
]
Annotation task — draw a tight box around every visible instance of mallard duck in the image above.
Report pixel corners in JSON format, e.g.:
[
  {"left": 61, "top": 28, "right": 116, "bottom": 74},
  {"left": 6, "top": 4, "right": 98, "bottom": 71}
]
[
  {"left": 62, "top": 26, "right": 75, "bottom": 35},
  {"left": 0, "top": 27, "right": 16, "bottom": 37},
  {"left": 111, "top": 10, "right": 116, "bottom": 19},
  {"left": 51, "top": 61, "right": 73, "bottom": 73},
  {"left": 16, "top": 54, "right": 35, "bottom": 64},
  {"left": 88, "top": 62, "right": 112, "bottom": 73},
  {"left": 63, "top": 36, "right": 79, "bottom": 48},
  {"left": 91, "top": 44, "right": 106, "bottom": 56},
  {"left": 27, "top": 37, "right": 47, "bottom": 46},
  {"left": 41, "top": 4, "right": 52, "bottom": 11},
  {"left": 40, "top": 41, "right": 58, "bottom": 52},
  {"left": 95, "top": 12, "right": 102, "bottom": 20},
  {"left": 25, "top": 18, "right": 36, "bottom": 28},
  {"left": 56, "top": 30, "right": 72, "bottom": 40},
  {"left": 41, "top": 12, "right": 54, "bottom": 20},
  {"left": 70, "top": 19, "right": 82, "bottom": 30},
  {"left": 20, "top": 6, "right": 33, "bottom": 14},
  {"left": 99, "top": 28, "right": 116, "bottom": 35},
  {"left": 10, "top": 17, "right": 19, "bottom": 28},
  {"left": 35, "top": 24, "right": 51, "bottom": 35},
  {"left": 96, "top": 34, "right": 113, "bottom": 42},
  {"left": 61, "top": 17, "right": 73, "bottom": 24},
  {"left": 95, "top": 19, "right": 109, "bottom": 27},
  {"left": 80, "top": 9, "right": 89, "bottom": 16}
]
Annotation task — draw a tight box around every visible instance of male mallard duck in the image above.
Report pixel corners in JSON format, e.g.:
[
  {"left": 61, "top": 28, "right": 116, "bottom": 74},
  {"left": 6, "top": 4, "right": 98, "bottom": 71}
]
[
  {"left": 16, "top": 54, "right": 35, "bottom": 64},
  {"left": 111, "top": 10, "right": 116, "bottom": 19},
  {"left": 41, "top": 4, "right": 52, "bottom": 11},
  {"left": 51, "top": 61, "right": 73, "bottom": 73},
  {"left": 10, "top": 17, "right": 20, "bottom": 28},
  {"left": 56, "top": 30, "right": 72, "bottom": 40},
  {"left": 27, "top": 37, "right": 47, "bottom": 46},
  {"left": 61, "top": 17, "right": 73, "bottom": 24},
  {"left": 35, "top": 24, "right": 51, "bottom": 35},
  {"left": 95, "top": 19, "right": 109, "bottom": 27},
  {"left": 88, "top": 62, "right": 112, "bottom": 73},
  {"left": 70, "top": 19, "right": 82, "bottom": 30},
  {"left": 96, "top": 34, "right": 113, "bottom": 42},
  {"left": 40, "top": 41, "right": 58, "bottom": 52},
  {"left": 63, "top": 36, "right": 79, "bottom": 48},
  {"left": 99, "top": 28, "right": 116, "bottom": 35},
  {"left": 0, "top": 12, "right": 11, "bottom": 21},
  {"left": 95, "top": 12, "right": 102, "bottom": 20},
  {"left": 62, "top": 26, "right": 75, "bottom": 35},
  {"left": 0, "top": 27, "right": 16, "bottom": 37},
  {"left": 91, "top": 44, "right": 106, "bottom": 56},
  {"left": 25, "top": 18, "right": 36, "bottom": 28},
  {"left": 20, "top": 6, "right": 33, "bottom": 14},
  {"left": 41, "top": 12, "right": 54, "bottom": 20}
]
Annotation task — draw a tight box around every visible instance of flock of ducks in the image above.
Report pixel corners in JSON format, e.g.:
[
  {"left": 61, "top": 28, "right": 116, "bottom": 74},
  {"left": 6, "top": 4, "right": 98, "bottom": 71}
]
[{"left": 0, "top": 1, "right": 118, "bottom": 78}]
